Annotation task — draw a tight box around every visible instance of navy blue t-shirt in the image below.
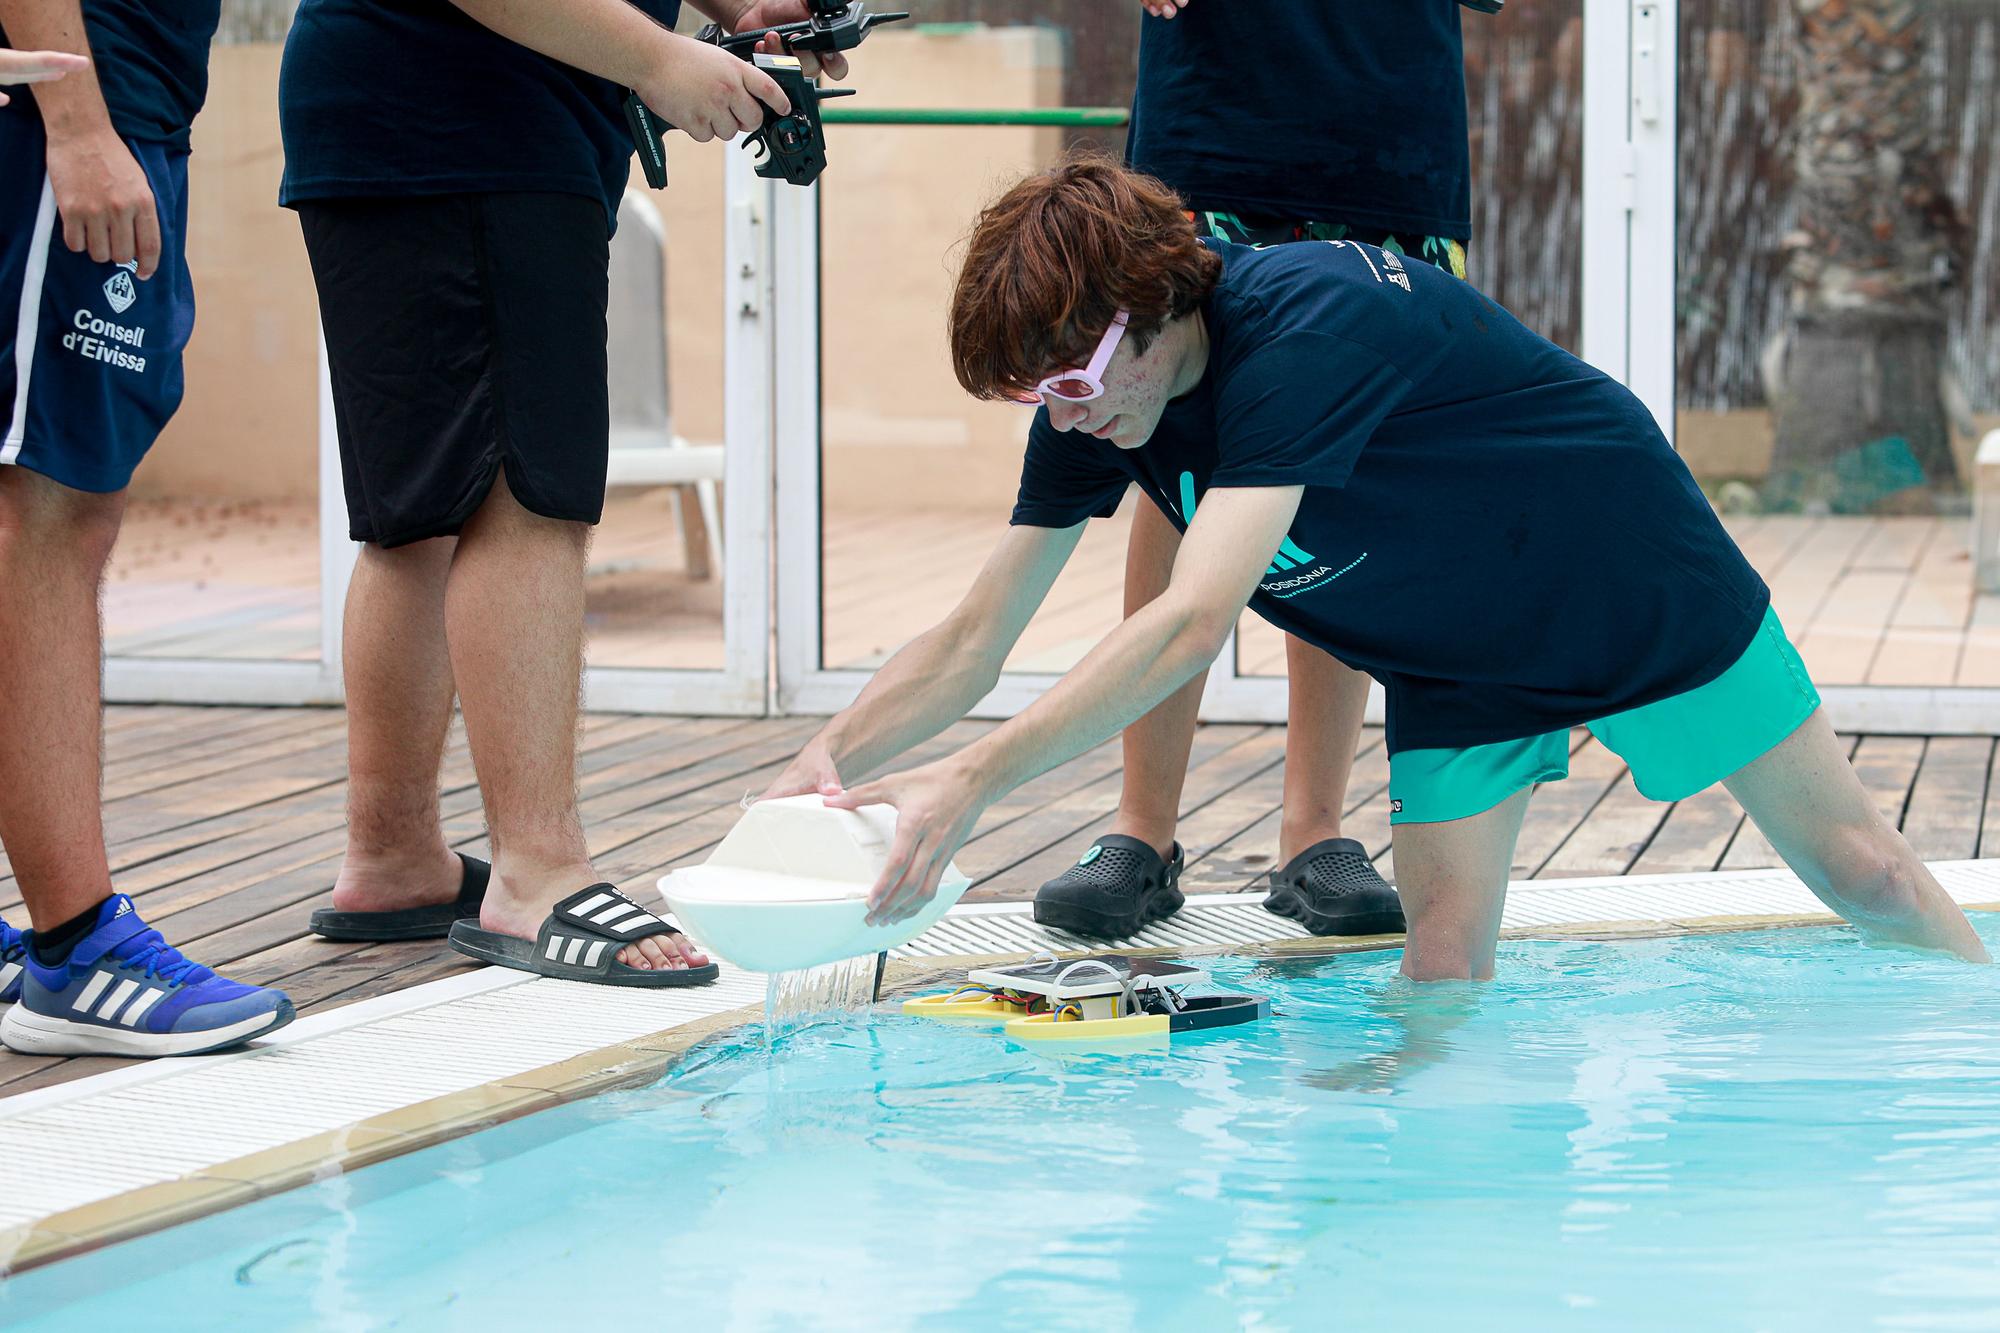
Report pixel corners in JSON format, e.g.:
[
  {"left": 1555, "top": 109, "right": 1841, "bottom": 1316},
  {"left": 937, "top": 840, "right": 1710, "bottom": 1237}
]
[
  {"left": 0, "top": 2, "right": 220, "bottom": 149},
  {"left": 1011, "top": 242, "right": 1769, "bottom": 755},
  {"left": 277, "top": 0, "right": 681, "bottom": 228},
  {"left": 1127, "top": 0, "right": 1469, "bottom": 238}
]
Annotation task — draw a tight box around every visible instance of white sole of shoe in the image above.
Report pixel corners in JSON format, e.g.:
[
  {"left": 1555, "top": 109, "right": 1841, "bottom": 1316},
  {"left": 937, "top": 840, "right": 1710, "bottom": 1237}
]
[{"left": 0, "top": 1001, "right": 293, "bottom": 1057}]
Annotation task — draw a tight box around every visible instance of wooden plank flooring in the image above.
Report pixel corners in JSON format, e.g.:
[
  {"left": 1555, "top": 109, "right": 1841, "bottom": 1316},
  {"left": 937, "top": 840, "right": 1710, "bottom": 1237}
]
[
  {"left": 104, "top": 500, "right": 1997, "bottom": 687},
  {"left": 3, "top": 704, "right": 1997, "bottom": 1100}
]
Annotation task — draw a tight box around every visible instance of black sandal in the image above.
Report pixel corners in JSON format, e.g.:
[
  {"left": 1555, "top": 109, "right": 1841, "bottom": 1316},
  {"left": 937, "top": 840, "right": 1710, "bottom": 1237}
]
[
  {"left": 1264, "top": 838, "right": 1405, "bottom": 936},
  {"left": 309, "top": 853, "right": 490, "bottom": 942},
  {"left": 447, "top": 883, "right": 719, "bottom": 987},
  {"left": 1033, "top": 835, "right": 1186, "bottom": 939}
]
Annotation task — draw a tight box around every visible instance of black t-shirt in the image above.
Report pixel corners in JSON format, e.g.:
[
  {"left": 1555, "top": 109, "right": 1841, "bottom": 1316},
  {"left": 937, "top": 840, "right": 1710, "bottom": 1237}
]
[
  {"left": 1011, "top": 241, "right": 1769, "bottom": 755},
  {"left": 1126, "top": 0, "right": 1470, "bottom": 238},
  {"left": 0, "top": 2, "right": 221, "bottom": 149},
  {"left": 277, "top": 0, "right": 682, "bottom": 228}
]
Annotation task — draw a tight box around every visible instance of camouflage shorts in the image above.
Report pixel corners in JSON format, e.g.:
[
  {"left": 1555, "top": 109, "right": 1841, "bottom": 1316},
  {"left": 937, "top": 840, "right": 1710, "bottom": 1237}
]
[{"left": 1188, "top": 209, "right": 1468, "bottom": 280}]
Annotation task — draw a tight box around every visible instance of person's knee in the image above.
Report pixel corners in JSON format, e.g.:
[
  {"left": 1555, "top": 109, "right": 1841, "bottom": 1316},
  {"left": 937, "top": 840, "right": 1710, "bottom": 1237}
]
[
  {"left": 1822, "top": 824, "right": 1928, "bottom": 921},
  {"left": 0, "top": 473, "right": 126, "bottom": 568}
]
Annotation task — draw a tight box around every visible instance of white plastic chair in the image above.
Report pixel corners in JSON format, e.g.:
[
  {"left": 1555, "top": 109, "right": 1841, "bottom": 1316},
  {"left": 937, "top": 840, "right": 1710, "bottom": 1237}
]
[{"left": 606, "top": 191, "right": 724, "bottom": 580}]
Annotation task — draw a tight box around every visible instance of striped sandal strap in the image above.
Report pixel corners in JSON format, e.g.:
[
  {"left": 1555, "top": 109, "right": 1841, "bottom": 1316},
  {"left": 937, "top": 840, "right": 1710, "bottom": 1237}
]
[{"left": 535, "top": 884, "right": 684, "bottom": 970}]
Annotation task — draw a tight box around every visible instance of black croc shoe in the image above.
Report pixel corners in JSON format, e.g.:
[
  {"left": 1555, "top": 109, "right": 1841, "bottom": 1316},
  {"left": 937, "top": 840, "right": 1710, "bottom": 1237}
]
[
  {"left": 1264, "top": 838, "right": 1405, "bottom": 936},
  {"left": 1033, "top": 835, "right": 1186, "bottom": 939}
]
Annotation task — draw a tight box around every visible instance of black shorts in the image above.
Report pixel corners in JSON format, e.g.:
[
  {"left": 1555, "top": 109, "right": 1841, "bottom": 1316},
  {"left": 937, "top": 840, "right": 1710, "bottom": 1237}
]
[{"left": 297, "top": 192, "right": 609, "bottom": 547}]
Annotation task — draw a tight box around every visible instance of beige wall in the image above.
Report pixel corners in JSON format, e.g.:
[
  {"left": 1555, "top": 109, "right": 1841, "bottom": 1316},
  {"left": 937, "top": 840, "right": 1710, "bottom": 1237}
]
[
  {"left": 653, "top": 24, "right": 1065, "bottom": 513},
  {"left": 135, "top": 44, "right": 318, "bottom": 500},
  {"left": 816, "top": 27, "right": 1063, "bottom": 513}
]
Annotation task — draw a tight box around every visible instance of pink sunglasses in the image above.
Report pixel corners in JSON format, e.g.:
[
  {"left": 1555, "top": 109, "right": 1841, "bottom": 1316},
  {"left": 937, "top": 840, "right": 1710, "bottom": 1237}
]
[{"left": 1010, "top": 309, "right": 1131, "bottom": 405}]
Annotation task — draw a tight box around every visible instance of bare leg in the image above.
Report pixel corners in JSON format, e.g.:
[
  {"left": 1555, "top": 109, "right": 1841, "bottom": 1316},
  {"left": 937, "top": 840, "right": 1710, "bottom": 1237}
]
[
  {"left": 1278, "top": 639, "right": 1371, "bottom": 862},
  {"left": 1305, "top": 984, "right": 1482, "bottom": 1094},
  {"left": 1112, "top": 505, "right": 1370, "bottom": 863},
  {"left": 1725, "top": 710, "right": 1988, "bottom": 962},
  {"left": 1390, "top": 789, "right": 1532, "bottom": 981},
  {"left": 330, "top": 537, "right": 462, "bottom": 913},
  {"left": 0, "top": 468, "right": 123, "bottom": 930},
  {"left": 1106, "top": 501, "right": 1201, "bottom": 858},
  {"left": 445, "top": 471, "right": 703, "bottom": 971}
]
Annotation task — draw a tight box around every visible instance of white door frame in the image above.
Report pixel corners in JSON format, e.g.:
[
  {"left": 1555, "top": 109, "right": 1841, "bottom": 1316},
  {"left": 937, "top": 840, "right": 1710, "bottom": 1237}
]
[
  {"left": 101, "top": 330, "right": 351, "bottom": 707},
  {"left": 106, "top": 151, "right": 775, "bottom": 714},
  {"left": 774, "top": 7, "right": 1678, "bottom": 723},
  {"left": 588, "top": 149, "right": 773, "bottom": 714},
  {"left": 1582, "top": 0, "right": 1677, "bottom": 440}
]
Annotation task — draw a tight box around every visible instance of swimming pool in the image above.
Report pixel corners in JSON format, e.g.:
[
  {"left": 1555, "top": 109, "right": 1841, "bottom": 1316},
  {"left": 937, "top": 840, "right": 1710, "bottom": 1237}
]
[{"left": 5, "top": 918, "right": 1999, "bottom": 1330}]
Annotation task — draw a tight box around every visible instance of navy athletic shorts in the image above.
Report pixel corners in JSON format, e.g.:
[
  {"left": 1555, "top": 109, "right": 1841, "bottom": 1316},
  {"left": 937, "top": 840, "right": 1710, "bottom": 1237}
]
[{"left": 0, "top": 102, "right": 194, "bottom": 494}]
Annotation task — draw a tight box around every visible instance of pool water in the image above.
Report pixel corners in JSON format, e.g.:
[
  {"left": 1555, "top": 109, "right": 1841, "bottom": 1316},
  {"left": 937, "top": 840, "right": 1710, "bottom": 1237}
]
[{"left": 6, "top": 919, "right": 2000, "bottom": 1331}]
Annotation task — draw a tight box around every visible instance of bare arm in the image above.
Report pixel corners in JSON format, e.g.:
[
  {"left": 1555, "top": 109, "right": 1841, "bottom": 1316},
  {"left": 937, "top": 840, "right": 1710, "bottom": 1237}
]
[
  {"left": 765, "top": 521, "right": 1089, "bottom": 796},
  {"left": 0, "top": 0, "right": 107, "bottom": 134},
  {"left": 835, "top": 486, "right": 1305, "bottom": 922},
  {"left": 956, "top": 486, "right": 1300, "bottom": 799},
  {"left": 0, "top": 0, "right": 163, "bottom": 277},
  {"left": 447, "top": 0, "right": 693, "bottom": 88},
  {"left": 445, "top": 0, "right": 788, "bottom": 139}
]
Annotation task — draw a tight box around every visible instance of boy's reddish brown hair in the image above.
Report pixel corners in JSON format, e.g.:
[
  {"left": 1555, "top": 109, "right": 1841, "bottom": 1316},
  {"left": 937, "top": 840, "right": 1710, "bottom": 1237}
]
[{"left": 949, "top": 150, "right": 1222, "bottom": 402}]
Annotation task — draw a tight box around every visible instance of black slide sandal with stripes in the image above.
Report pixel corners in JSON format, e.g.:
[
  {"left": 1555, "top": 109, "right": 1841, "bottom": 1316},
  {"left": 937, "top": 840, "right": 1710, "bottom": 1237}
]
[{"left": 447, "top": 884, "right": 720, "bottom": 987}]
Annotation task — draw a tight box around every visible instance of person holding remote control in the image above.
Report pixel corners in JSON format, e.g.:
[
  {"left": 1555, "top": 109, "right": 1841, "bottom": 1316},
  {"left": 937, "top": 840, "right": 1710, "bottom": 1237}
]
[{"left": 278, "top": 0, "right": 846, "bottom": 987}]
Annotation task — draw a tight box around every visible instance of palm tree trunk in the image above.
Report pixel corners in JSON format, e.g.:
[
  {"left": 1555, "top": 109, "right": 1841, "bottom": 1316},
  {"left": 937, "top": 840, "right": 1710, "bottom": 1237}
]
[{"left": 1765, "top": 0, "right": 1963, "bottom": 513}]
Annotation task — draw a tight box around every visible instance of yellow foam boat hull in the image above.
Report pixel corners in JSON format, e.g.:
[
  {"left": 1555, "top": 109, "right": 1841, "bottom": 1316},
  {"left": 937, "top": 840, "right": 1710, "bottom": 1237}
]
[
  {"left": 1005, "top": 1012, "right": 1171, "bottom": 1042},
  {"left": 901, "top": 992, "right": 1025, "bottom": 1023}
]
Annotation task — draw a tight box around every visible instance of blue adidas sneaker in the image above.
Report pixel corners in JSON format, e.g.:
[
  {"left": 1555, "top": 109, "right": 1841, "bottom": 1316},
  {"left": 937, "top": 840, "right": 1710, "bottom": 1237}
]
[
  {"left": 0, "top": 915, "right": 24, "bottom": 1005},
  {"left": 0, "top": 895, "right": 294, "bottom": 1057}
]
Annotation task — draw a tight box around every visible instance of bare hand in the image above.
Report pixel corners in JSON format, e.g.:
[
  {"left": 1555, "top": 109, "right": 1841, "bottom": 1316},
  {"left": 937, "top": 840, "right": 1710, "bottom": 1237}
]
[
  {"left": 760, "top": 738, "right": 844, "bottom": 802},
  {"left": 45, "top": 126, "right": 161, "bottom": 279},
  {"left": 826, "top": 759, "right": 987, "bottom": 927},
  {"left": 0, "top": 48, "right": 89, "bottom": 107},
  {"left": 640, "top": 31, "right": 790, "bottom": 142},
  {"left": 733, "top": 0, "right": 851, "bottom": 81},
  {"left": 1140, "top": 0, "right": 1191, "bottom": 16}
]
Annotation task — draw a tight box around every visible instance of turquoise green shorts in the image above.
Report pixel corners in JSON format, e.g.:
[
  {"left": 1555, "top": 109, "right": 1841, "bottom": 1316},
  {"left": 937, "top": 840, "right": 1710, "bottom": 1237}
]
[{"left": 1388, "top": 606, "right": 1820, "bottom": 825}]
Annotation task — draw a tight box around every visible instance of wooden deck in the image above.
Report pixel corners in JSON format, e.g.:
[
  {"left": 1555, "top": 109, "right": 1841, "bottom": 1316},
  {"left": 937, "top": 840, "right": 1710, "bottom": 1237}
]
[
  {"left": 105, "top": 499, "right": 1997, "bottom": 687},
  {"left": 3, "top": 704, "right": 1996, "bottom": 1101}
]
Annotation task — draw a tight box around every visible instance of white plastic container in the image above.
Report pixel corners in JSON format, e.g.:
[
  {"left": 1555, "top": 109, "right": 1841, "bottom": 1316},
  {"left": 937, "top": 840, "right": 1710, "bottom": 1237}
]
[{"left": 657, "top": 795, "right": 971, "bottom": 973}]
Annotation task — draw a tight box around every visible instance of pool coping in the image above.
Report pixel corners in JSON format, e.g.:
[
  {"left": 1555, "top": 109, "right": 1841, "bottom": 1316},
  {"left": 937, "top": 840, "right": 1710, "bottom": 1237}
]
[{"left": 4, "top": 859, "right": 1999, "bottom": 1278}]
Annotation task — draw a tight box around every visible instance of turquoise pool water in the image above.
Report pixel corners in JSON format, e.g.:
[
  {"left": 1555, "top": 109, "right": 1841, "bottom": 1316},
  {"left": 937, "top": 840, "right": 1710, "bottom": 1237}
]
[{"left": 6, "top": 919, "right": 2000, "bottom": 1331}]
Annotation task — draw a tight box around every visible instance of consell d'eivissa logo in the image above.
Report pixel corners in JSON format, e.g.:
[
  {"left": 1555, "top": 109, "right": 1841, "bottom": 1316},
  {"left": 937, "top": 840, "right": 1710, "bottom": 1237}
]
[{"left": 103, "top": 259, "right": 138, "bottom": 314}]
